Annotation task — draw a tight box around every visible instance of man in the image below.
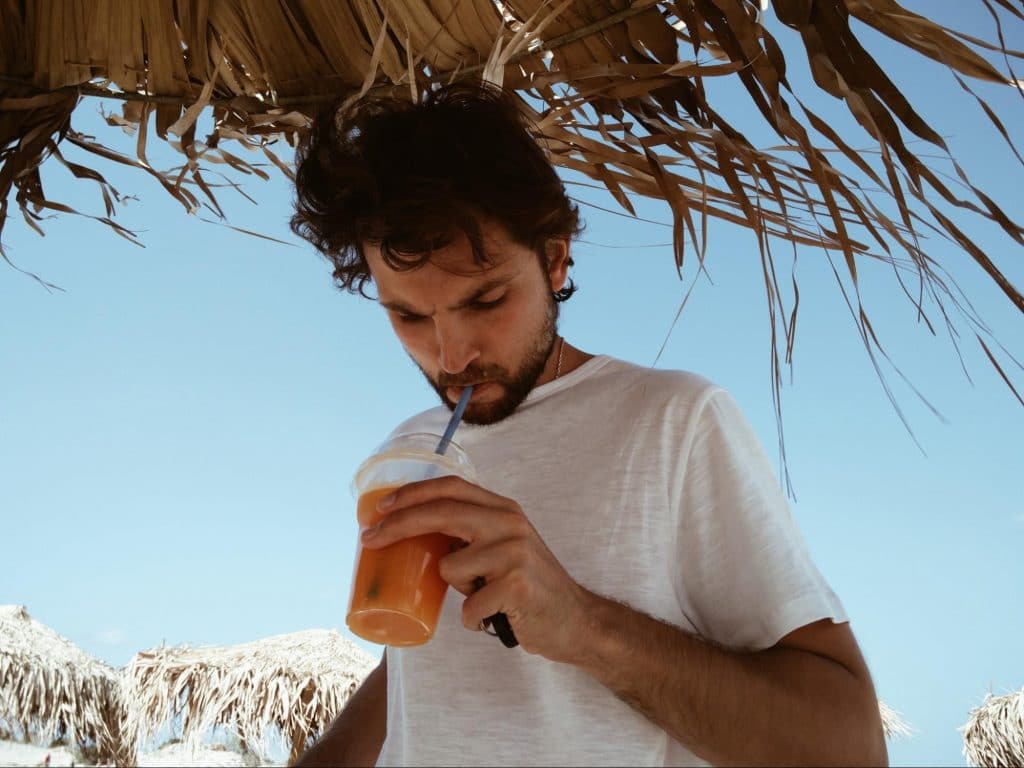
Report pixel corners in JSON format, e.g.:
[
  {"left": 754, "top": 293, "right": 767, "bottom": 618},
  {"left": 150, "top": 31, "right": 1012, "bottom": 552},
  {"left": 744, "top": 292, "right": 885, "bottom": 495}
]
[{"left": 290, "top": 82, "right": 887, "bottom": 767}]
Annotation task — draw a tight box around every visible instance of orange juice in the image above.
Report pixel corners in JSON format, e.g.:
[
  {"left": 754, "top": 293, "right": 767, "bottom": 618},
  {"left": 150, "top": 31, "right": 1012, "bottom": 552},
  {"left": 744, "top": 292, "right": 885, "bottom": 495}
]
[{"left": 346, "top": 485, "right": 454, "bottom": 646}]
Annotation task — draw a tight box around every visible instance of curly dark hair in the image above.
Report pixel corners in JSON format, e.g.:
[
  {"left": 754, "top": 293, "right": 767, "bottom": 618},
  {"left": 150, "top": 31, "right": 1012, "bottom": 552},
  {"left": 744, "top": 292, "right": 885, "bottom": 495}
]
[{"left": 290, "top": 81, "right": 582, "bottom": 301}]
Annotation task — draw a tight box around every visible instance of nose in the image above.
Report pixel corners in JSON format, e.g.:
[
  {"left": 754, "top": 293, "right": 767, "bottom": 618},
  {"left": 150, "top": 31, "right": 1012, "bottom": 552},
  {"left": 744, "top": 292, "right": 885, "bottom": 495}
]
[{"left": 435, "top": 320, "right": 480, "bottom": 375}]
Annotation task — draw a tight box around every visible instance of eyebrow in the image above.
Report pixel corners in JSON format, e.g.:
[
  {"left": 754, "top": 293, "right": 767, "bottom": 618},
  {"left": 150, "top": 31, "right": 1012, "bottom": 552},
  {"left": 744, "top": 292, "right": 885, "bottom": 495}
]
[{"left": 379, "top": 275, "right": 515, "bottom": 316}]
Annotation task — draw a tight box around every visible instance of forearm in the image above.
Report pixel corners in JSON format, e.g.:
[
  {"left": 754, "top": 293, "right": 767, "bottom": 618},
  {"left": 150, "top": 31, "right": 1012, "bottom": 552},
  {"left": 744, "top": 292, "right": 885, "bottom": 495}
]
[
  {"left": 572, "top": 592, "right": 885, "bottom": 767},
  {"left": 292, "top": 656, "right": 387, "bottom": 767}
]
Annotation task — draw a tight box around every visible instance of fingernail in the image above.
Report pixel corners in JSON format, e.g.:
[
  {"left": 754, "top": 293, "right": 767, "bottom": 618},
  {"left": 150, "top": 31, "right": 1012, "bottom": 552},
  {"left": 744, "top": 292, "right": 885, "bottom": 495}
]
[
  {"left": 361, "top": 526, "right": 379, "bottom": 542},
  {"left": 377, "top": 493, "right": 396, "bottom": 511}
]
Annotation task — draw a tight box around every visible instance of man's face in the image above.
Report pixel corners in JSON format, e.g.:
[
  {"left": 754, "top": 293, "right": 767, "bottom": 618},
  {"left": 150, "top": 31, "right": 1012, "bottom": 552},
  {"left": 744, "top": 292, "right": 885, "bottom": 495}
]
[{"left": 364, "top": 221, "right": 566, "bottom": 425}]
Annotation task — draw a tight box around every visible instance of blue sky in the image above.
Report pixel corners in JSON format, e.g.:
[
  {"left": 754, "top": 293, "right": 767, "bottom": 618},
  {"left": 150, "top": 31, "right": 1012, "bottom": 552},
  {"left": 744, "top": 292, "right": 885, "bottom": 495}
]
[{"left": 2, "top": 4, "right": 1022, "bottom": 766}]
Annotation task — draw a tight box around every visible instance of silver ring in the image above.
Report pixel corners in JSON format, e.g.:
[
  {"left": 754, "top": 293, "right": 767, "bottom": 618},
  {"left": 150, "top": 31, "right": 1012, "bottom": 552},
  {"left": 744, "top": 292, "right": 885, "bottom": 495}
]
[{"left": 479, "top": 620, "right": 498, "bottom": 636}]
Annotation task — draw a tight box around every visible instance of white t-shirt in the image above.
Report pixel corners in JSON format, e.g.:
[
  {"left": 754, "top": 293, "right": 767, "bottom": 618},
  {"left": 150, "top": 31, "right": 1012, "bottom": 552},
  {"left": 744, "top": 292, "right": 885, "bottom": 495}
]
[{"left": 375, "top": 355, "right": 846, "bottom": 767}]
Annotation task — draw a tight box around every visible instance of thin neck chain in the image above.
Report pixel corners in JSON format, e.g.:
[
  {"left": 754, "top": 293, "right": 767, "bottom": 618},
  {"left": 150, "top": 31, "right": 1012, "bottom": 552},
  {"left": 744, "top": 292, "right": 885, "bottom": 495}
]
[{"left": 554, "top": 336, "right": 566, "bottom": 379}]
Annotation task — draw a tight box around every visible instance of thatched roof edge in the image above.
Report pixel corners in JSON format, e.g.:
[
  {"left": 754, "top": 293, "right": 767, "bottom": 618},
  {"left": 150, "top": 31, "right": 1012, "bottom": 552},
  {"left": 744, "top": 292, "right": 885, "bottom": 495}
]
[
  {"left": 123, "top": 628, "right": 377, "bottom": 764},
  {"left": 0, "top": 605, "right": 135, "bottom": 765},
  {"left": 962, "top": 686, "right": 1024, "bottom": 768},
  {"left": 2, "top": 1, "right": 1023, "bottom": 485}
]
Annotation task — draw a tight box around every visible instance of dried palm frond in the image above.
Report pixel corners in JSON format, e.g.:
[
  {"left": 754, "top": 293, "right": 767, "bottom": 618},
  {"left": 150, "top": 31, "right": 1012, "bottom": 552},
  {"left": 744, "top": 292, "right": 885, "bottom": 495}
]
[
  {"left": 0, "top": 604, "right": 134, "bottom": 766},
  {"left": 124, "top": 629, "right": 377, "bottom": 765},
  {"left": 962, "top": 687, "right": 1024, "bottom": 768},
  {"left": 878, "top": 699, "right": 911, "bottom": 740},
  {"left": 1, "top": 1, "right": 1022, "bottom": 456}
]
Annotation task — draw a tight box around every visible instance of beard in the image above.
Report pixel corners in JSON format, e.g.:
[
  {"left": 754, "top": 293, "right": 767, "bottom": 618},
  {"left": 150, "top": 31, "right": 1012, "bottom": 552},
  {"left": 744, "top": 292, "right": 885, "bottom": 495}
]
[{"left": 414, "top": 295, "right": 558, "bottom": 426}]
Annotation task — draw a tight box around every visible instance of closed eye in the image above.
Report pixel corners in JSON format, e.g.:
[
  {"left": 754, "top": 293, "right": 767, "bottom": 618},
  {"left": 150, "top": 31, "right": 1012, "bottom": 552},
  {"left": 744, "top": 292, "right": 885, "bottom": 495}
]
[
  {"left": 394, "top": 311, "right": 427, "bottom": 324},
  {"left": 469, "top": 296, "right": 505, "bottom": 312}
]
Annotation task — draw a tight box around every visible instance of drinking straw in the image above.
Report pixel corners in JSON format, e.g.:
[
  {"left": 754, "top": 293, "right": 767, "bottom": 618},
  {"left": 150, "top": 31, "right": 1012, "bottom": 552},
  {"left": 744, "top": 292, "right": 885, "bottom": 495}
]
[
  {"left": 431, "top": 384, "right": 520, "bottom": 649},
  {"left": 435, "top": 385, "right": 473, "bottom": 455}
]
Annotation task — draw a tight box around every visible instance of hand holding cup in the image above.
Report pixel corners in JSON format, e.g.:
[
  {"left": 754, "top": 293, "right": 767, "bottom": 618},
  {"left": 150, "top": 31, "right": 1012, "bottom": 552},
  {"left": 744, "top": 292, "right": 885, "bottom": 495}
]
[{"left": 362, "top": 475, "right": 594, "bottom": 663}]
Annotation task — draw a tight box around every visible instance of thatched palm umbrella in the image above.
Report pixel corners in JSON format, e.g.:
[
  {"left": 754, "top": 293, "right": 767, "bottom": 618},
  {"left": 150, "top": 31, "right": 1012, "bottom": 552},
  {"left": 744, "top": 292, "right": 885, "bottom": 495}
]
[
  {"left": 0, "top": 604, "right": 133, "bottom": 766},
  {"left": 962, "top": 687, "right": 1024, "bottom": 768},
  {"left": 1, "top": 1, "right": 1022, "bottom": 439},
  {"left": 878, "top": 699, "right": 911, "bottom": 741},
  {"left": 124, "top": 628, "right": 377, "bottom": 765}
]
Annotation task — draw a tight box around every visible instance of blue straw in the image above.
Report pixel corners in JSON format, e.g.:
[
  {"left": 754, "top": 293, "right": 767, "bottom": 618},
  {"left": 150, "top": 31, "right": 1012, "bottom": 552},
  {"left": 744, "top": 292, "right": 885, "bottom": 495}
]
[
  {"left": 434, "top": 384, "right": 517, "bottom": 648},
  {"left": 435, "top": 385, "right": 473, "bottom": 455}
]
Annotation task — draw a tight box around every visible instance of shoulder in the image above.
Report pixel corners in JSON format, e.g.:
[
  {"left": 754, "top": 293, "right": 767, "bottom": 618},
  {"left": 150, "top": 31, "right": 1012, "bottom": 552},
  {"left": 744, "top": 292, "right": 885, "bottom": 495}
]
[
  {"left": 566, "top": 357, "right": 751, "bottom": 460},
  {"left": 589, "top": 356, "right": 726, "bottom": 417}
]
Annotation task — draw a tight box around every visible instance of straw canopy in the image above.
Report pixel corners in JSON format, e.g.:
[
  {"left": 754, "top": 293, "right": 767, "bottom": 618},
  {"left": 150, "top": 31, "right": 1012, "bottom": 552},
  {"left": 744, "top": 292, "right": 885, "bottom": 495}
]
[
  {"left": 124, "top": 628, "right": 377, "bottom": 764},
  {"left": 2, "top": 602, "right": 909, "bottom": 762},
  {"left": 962, "top": 687, "right": 1024, "bottom": 768},
  {"left": 878, "top": 699, "right": 911, "bottom": 741},
  {"left": 0, "top": 604, "right": 133, "bottom": 766},
  {"left": 1, "top": 1, "right": 1023, "bottom": 422}
]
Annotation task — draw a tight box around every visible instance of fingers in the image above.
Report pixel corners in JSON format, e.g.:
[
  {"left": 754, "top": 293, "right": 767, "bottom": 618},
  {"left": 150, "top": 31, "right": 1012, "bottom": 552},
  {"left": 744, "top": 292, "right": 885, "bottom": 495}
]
[
  {"left": 459, "top": 582, "right": 519, "bottom": 634},
  {"left": 377, "top": 475, "right": 516, "bottom": 515},
  {"left": 441, "top": 542, "right": 532, "bottom": 638},
  {"left": 438, "top": 539, "right": 520, "bottom": 596},
  {"left": 362, "top": 498, "right": 528, "bottom": 550},
  {"left": 361, "top": 499, "right": 482, "bottom": 548}
]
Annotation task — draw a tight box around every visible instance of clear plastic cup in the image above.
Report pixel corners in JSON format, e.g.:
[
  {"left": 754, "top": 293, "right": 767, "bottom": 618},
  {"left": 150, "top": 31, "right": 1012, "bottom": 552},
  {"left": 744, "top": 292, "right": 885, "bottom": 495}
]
[{"left": 345, "top": 432, "right": 476, "bottom": 646}]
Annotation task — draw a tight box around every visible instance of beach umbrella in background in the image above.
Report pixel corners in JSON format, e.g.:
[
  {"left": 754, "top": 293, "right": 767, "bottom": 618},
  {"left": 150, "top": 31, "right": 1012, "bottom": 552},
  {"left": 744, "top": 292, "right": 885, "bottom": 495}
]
[
  {"left": 878, "top": 699, "right": 911, "bottom": 742},
  {"left": 0, "top": 605, "right": 134, "bottom": 766},
  {"left": 124, "top": 628, "right": 376, "bottom": 765},
  {"left": 1, "top": 1, "right": 1022, "bottom": 468},
  {"left": 962, "top": 687, "right": 1024, "bottom": 768}
]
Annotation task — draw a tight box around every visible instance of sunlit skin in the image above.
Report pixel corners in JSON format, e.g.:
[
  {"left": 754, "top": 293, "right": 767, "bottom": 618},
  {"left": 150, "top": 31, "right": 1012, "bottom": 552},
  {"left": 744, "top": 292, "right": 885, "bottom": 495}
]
[
  {"left": 364, "top": 221, "right": 572, "bottom": 425},
  {"left": 358, "top": 219, "right": 888, "bottom": 766}
]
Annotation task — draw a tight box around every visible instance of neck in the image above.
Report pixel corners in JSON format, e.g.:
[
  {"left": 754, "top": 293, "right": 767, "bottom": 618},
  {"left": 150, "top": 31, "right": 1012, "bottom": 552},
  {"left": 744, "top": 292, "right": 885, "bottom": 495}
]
[{"left": 541, "top": 337, "right": 593, "bottom": 385}]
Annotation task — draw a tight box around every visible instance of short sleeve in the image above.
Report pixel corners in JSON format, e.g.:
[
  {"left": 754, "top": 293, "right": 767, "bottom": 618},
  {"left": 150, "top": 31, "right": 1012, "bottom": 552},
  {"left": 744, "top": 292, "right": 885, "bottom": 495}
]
[{"left": 673, "top": 388, "right": 847, "bottom": 650}]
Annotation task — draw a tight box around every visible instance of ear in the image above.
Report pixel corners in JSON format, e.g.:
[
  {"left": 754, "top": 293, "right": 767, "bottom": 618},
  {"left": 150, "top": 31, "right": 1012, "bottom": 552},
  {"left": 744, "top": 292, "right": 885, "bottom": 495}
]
[{"left": 544, "top": 237, "right": 571, "bottom": 293}]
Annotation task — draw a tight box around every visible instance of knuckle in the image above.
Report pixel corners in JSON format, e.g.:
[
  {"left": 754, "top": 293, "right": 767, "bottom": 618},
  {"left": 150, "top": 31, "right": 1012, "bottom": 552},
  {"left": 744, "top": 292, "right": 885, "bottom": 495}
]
[
  {"left": 503, "top": 508, "right": 529, "bottom": 535},
  {"left": 502, "top": 496, "right": 523, "bottom": 514},
  {"left": 507, "top": 570, "right": 530, "bottom": 601},
  {"left": 501, "top": 537, "right": 526, "bottom": 564}
]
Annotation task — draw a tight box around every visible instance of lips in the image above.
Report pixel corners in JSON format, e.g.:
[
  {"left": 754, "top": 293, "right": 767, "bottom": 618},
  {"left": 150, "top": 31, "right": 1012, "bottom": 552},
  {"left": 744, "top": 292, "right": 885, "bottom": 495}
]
[{"left": 446, "top": 381, "right": 497, "bottom": 402}]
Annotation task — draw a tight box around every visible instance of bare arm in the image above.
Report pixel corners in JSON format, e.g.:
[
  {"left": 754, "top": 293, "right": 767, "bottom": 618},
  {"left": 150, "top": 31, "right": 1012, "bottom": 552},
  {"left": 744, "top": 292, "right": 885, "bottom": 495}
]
[
  {"left": 574, "top": 593, "right": 887, "bottom": 767},
  {"left": 292, "top": 654, "right": 387, "bottom": 767},
  {"left": 361, "top": 476, "right": 886, "bottom": 763}
]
